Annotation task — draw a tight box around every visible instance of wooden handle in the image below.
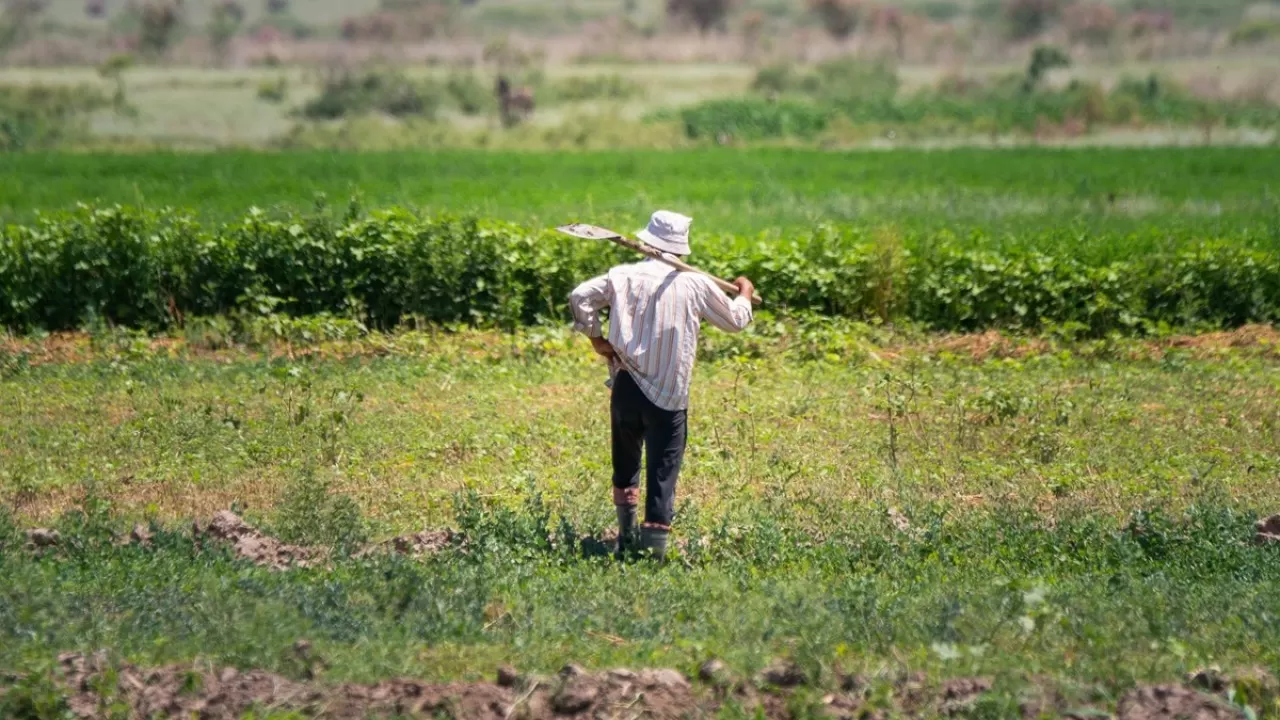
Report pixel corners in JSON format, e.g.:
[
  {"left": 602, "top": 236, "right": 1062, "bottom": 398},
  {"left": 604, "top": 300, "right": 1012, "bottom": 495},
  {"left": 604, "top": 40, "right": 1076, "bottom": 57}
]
[
  {"left": 662, "top": 253, "right": 763, "bottom": 305},
  {"left": 609, "top": 234, "right": 762, "bottom": 306}
]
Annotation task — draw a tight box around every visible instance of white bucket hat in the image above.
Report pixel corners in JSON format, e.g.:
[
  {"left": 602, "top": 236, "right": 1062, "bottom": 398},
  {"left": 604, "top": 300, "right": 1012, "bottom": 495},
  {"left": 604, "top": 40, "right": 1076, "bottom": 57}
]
[{"left": 635, "top": 210, "right": 692, "bottom": 256}]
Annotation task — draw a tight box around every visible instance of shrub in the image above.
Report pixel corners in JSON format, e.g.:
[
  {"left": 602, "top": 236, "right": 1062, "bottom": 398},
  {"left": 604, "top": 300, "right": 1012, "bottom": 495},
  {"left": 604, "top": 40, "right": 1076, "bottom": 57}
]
[
  {"left": 751, "top": 59, "right": 898, "bottom": 102},
  {"left": 301, "top": 70, "right": 442, "bottom": 120},
  {"left": 549, "top": 74, "right": 645, "bottom": 103},
  {"left": 138, "top": 0, "right": 183, "bottom": 57},
  {"left": 209, "top": 0, "right": 245, "bottom": 65},
  {"left": 808, "top": 0, "right": 862, "bottom": 39},
  {"left": 679, "top": 97, "right": 831, "bottom": 140},
  {"left": 0, "top": 83, "right": 113, "bottom": 150},
  {"left": 445, "top": 71, "right": 490, "bottom": 115},
  {"left": 257, "top": 76, "right": 288, "bottom": 103},
  {"left": 1, "top": 205, "right": 1278, "bottom": 336},
  {"left": 274, "top": 465, "right": 369, "bottom": 555}
]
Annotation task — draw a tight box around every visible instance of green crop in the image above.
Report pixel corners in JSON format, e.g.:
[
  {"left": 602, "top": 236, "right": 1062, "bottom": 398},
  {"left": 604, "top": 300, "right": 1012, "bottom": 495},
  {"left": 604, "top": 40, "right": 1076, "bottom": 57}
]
[
  {"left": 1, "top": 204, "right": 1277, "bottom": 335},
  {"left": 2, "top": 148, "right": 1276, "bottom": 242}
]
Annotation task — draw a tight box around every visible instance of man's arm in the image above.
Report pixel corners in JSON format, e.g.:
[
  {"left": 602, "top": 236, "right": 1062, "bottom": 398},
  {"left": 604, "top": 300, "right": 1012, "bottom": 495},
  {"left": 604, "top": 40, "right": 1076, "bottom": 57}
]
[
  {"left": 569, "top": 274, "right": 618, "bottom": 359},
  {"left": 699, "top": 276, "right": 755, "bottom": 333},
  {"left": 569, "top": 274, "right": 610, "bottom": 337}
]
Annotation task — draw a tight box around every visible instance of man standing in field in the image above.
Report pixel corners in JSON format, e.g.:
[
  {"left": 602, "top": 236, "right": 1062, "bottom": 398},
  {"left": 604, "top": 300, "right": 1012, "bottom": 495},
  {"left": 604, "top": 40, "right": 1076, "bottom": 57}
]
[{"left": 569, "top": 210, "right": 756, "bottom": 560}]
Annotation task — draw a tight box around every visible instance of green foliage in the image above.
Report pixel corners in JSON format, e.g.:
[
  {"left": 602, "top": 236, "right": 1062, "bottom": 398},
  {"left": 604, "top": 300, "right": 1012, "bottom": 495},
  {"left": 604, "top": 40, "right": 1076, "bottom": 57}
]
[
  {"left": 752, "top": 58, "right": 900, "bottom": 102},
  {"left": 208, "top": 1, "right": 245, "bottom": 58},
  {"left": 1023, "top": 44, "right": 1071, "bottom": 92},
  {"left": 545, "top": 73, "right": 645, "bottom": 103},
  {"left": 137, "top": 0, "right": 183, "bottom": 57},
  {"left": 274, "top": 465, "right": 369, "bottom": 555},
  {"left": 1230, "top": 18, "right": 1280, "bottom": 45},
  {"left": 0, "top": 666, "right": 74, "bottom": 720},
  {"left": 444, "top": 70, "right": 490, "bottom": 115},
  {"left": 1, "top": 204, "right": 1278, "bottom": 335},
  {"left": 300, "top": 70, "right": 442, "bottom": 120},
  {"left": 736, "top": 58, "right": 1280, "bottom": 138},
  {"left": 0, "top": 84, "right": 113, "bottom": 151},
  {"left": 677, "top": 97, "right": 832, "bottom": 140},
  {"left": 257, "top": 76, "right": 289, "bottom": 103}
]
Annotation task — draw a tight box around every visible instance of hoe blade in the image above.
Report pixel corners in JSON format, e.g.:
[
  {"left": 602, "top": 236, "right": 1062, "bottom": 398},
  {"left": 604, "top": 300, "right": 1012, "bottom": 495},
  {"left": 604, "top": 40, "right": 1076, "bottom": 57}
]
[{"left": 556, "top": 223, "right": 623, "bottom": 241}]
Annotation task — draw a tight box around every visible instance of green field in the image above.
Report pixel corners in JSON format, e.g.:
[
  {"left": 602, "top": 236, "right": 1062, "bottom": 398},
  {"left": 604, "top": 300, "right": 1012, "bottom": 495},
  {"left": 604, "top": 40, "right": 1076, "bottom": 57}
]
[
  {"left": 3, "top": 146, "right": 1280, "bottom": 718},
  {"left": 2, "top": 325, "right": 1280, "bottom": 717},
  {"left": 4, "top": 146, "right": 1278, "bottom": 242}
]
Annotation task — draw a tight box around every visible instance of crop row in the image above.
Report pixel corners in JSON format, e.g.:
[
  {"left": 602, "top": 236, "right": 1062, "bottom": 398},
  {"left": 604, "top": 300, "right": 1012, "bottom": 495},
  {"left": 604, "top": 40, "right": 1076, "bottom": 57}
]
[{"left": 2, "top": 205, "right": 1277, "bottom": 335}]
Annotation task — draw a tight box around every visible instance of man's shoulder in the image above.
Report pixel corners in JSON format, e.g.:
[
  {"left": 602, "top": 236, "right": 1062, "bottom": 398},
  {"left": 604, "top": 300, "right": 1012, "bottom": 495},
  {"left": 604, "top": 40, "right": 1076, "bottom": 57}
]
[{"left": 609, "top": 260, "right": 670, "bottom": 277}]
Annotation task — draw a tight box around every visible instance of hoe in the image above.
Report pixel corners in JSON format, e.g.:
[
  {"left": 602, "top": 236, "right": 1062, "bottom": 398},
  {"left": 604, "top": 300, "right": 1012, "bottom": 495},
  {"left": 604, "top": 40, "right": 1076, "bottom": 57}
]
[{"left": 555, "top": 223, "right": 763, "bottom": 305}]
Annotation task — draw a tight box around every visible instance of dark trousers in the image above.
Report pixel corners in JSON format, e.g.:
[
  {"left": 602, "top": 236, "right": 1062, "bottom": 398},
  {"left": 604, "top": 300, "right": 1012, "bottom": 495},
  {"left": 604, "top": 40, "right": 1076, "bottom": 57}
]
[{"left": 611, "top": 371, "right": 687, "bottom": 528}]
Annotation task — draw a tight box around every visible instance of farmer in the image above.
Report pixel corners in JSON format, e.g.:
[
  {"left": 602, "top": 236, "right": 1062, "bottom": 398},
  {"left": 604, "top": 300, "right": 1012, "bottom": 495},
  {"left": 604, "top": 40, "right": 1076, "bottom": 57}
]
[{"left": 569, "top": 210, "right": 756, "bottom": 560}]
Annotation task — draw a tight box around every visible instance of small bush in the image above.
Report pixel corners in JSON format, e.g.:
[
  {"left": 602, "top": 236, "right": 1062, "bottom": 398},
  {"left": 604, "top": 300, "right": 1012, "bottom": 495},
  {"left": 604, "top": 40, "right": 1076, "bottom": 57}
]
[
  {"left": 445, "top": 71, "right": 490, "bottom": 115},
  {"left": 679, "top": 97, "right": 831, "bottom": 140},
  {"left": 549, "top": 74, "right": 645, "bottom": 103},
  {"left": 808, "top": 0, "right": 862, "bottom": 39},
  {"left": 257, "top": 77, "right": 288, "bottom": 103},
  {"left": 300, "top": 70, "right": 442, "bottom": 120},
  {"left": 752, "top": 59, "right": 899, "bottom": 102},
  {"left": 0, "top": 84, "right": 113, "bottom": 151},
  {"left": 274, "top": 465, "right": 369, "bottom": 555}
]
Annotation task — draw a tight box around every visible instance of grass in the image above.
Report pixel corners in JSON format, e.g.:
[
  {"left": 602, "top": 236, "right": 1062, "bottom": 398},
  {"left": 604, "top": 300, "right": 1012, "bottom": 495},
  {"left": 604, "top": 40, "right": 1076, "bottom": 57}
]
[
  {"left": 3, "top": 147, "right": 1279, "bottom": 248},
  {"left": 1, "top": 321, "right": 1279, "bottom": 715}
]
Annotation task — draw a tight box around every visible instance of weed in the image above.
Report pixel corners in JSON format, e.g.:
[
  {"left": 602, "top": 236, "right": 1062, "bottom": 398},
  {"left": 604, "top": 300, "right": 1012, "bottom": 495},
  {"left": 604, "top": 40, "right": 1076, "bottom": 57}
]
[{"left": 273, "top": 464, "right": 369, "bottom": 555}]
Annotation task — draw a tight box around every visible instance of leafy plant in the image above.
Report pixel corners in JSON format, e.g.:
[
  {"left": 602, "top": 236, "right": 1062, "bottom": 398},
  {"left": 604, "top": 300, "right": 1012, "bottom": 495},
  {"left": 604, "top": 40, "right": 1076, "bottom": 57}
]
[
  {"left": 300, "top": 69, "right": 442, "bottom": 120},
  {"left": 274, "top": 464, "right": 369, "bottom": 554}
]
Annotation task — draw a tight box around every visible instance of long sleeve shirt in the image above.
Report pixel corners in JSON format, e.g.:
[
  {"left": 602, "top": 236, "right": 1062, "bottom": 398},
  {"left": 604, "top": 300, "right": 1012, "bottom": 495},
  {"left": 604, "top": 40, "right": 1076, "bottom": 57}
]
[{"left": 569, "top": 260, "right": 753, "bottom": 411}]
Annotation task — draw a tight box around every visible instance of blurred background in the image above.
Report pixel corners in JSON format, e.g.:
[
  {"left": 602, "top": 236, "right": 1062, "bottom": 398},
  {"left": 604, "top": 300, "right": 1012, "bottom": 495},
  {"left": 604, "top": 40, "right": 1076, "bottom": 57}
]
[{"left": 1, "top": 0, "right": 1278, "bottom": 150}]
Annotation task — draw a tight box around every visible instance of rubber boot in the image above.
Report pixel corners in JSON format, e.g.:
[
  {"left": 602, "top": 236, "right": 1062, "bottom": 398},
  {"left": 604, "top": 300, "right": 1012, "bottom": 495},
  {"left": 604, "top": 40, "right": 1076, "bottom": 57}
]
[
  {"left": 615, "top": 504, "right": 639, "bottom": 560},
  {"left": 639, "top": 525, "right": 670, "bottom": 562}
]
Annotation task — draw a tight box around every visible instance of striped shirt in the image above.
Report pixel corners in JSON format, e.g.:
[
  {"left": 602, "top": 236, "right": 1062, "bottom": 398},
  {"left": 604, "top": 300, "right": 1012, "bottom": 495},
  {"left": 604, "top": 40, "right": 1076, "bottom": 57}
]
[{"left": 569, "top": 260, "right": 754, "bottom": 411}]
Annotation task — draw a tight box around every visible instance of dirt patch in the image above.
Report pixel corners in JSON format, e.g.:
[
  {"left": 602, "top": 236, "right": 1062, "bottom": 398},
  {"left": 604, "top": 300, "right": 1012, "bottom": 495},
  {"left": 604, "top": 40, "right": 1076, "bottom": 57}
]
[
  {"left": 1166, "top": 324, "right": 1280, "bottom": 352},
  {"left": 355, "top": 529, "right": 456, "bottom": 559},
  {"left": 189, "top": 511, "right": 465, "bottom": 569},
  {"left": 23, "top": 653, "right": 1274, "bottom": 720},
  {"left": 1117, "top": 684, "right": 1245, "bottom": 720},
  {"left": 16, "top": 652, "right": 1009, "bottom": 720},
  {"left": 926, "top": 330, "right": 1051, "bottom": 361},
  {"left": 193, "top": 510, "right": 328, "bottom": 570},
  {"left": 47, "top": 652, "right": 711, "bottom": 720},
  {"left": 1255, "top": 515, "right": 1280, "bottom": 545}
]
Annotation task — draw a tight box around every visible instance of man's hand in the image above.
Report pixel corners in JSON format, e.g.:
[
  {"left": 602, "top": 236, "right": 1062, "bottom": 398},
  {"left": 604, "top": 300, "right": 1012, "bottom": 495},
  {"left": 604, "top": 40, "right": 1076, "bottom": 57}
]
[
  {"left": 590, "top": 335, "right": 617, "bottom": 360},
  {"left": 733, "top": 276, "right": 755, "bottom": 301}
]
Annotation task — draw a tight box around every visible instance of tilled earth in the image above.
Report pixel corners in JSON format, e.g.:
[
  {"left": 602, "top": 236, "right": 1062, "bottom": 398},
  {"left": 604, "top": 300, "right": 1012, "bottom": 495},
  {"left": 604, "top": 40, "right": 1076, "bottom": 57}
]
[{"left": 3, "top": 651, "right": 1262, "bottom": 720}]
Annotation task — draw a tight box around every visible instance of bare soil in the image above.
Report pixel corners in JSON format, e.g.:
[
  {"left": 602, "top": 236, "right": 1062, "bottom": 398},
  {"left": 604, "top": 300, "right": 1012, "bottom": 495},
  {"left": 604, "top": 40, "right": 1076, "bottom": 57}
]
[
  {"left": 23, "top": 652, "right": 1268, "bottom": 720},
  {"left": 30, "top": 651, "right": 1004, "bottom": 720}
]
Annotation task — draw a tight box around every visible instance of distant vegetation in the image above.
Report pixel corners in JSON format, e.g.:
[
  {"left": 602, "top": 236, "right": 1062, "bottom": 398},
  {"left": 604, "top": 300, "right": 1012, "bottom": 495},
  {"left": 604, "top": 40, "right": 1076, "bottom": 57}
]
[{"left": 666, "top": 52, "right": 1280, "bottom": 143}]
